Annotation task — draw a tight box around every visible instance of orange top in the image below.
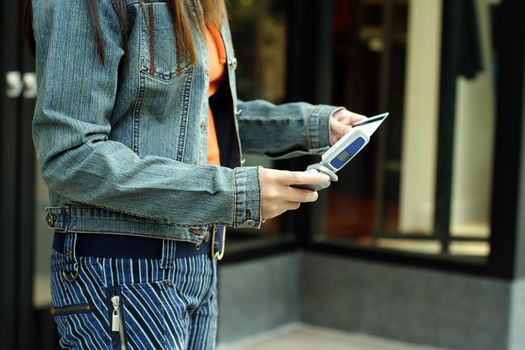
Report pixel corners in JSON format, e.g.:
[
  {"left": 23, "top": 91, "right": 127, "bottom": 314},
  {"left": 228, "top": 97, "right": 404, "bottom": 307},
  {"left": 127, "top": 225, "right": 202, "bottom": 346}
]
[{"left": 205, "top": 23, "right": 227, "bottom": 166}]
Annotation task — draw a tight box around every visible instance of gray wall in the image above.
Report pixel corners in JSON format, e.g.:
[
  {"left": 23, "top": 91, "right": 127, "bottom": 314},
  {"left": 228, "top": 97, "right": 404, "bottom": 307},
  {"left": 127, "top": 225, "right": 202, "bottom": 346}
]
[
  {"left": 217, "top": 251, "right": 525, "bottom": 350},
  {"left": 217, "top": 253, "right": 300, "bottom": 343},
  {"left": 301, "top": 253, "right": 512, "bottom": 350},
  {"left": 509, "top": 278, "right": 525, "bottom": 350}
]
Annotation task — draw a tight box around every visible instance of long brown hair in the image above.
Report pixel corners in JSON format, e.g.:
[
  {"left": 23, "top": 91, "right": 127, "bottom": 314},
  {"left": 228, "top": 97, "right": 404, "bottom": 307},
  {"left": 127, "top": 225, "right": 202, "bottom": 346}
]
[{"left": 24, "top": 0, "right": 227, "bottom": 65}]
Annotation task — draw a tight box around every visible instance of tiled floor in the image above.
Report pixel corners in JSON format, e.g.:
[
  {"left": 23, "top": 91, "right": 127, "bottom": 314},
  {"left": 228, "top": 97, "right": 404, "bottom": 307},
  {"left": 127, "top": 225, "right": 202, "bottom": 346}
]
[{"left": 217, "top": 324, "right": 447, "bottom": 350}]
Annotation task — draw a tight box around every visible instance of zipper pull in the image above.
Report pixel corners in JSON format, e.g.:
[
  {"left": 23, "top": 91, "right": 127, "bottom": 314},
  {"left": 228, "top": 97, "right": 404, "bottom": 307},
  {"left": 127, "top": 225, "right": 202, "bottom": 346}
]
[{"left": 111, "top": 295, "right": 121, "bottom": 333}]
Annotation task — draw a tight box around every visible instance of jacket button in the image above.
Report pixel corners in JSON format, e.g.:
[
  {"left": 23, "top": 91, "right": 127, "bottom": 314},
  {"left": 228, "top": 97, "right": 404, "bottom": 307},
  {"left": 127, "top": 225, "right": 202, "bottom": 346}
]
[
  {"left": 46, "top": 213, "right": 55, "bottom": 226},
  {"left": 244, "top": 219, "right": 256, "bottom": 228},
  {"left": 235, "top": 109, "right": 243, "bottom": 117}
]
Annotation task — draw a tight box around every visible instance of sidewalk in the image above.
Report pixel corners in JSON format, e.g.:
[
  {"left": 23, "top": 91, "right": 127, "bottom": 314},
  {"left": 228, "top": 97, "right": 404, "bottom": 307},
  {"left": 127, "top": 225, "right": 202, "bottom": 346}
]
[{"left": 217, "top": 323, "right": 448, "bottom": 350}]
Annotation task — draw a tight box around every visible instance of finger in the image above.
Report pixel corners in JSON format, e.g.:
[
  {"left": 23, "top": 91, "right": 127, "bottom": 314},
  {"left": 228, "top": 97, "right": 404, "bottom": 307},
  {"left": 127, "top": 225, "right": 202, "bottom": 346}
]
[
  {"left": 330, "top": 118, "right": 350, "bottom": 137},
  {"left": 280, "top": 171, "right": 330, "bottom": 186},
  {"left": 334, "top": 110, "right": 352, "bottom": 123},
  {"left": 348, "top": 112, "right": 367, "bottom": 125},
  {"left": 283, "top": 186, "right": 319, "bottom": 203},
  {"left": 330, "top": 109, "right": 350, "bottom": 124},
  {"left": 333, "top": 110, "right": 365, "bottom": 123},
  {"left": 298, "top": 190, "right": 319, "bottom": 203},
  {"left": 286, "top": 201, "right": 301, "bottom": 211}
]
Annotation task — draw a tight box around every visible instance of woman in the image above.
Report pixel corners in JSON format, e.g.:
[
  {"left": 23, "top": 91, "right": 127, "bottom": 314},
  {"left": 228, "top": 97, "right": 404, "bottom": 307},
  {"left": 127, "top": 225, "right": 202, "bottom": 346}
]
[{"left": 27, "top": 0, "right": 365, "bottom": 348}]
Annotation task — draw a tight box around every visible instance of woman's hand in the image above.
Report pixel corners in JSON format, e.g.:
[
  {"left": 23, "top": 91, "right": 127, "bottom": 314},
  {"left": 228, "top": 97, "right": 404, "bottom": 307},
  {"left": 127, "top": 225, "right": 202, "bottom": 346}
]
[
  {"left": 259, "top": 168, "right": 330, "bottom": 221},
  {"left": 329, "top": 109, "right": 367, "bottom": 145}
]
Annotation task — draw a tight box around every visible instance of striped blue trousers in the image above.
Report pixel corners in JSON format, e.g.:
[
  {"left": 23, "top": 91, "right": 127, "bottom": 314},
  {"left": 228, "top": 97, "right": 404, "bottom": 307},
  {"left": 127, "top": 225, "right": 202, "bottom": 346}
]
[{"left": 50, "top": 233, "right": 218, "bottom": 349}]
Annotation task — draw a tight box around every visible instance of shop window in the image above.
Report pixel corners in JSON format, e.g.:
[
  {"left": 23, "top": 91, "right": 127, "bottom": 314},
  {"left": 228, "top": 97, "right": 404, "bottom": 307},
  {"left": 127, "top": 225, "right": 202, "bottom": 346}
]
[{"left": 315, "top": 0, "right": 496, "bottom": 260}]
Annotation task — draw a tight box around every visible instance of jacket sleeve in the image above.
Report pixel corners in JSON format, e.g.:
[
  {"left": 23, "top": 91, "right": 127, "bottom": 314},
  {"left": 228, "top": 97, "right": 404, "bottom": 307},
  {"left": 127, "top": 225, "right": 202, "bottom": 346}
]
[
  {"left": 31, "top": 0, "right": 261, "bottom": 228},
  {"left": 236, "top": 99, "right": 342, "bottom": 158}
]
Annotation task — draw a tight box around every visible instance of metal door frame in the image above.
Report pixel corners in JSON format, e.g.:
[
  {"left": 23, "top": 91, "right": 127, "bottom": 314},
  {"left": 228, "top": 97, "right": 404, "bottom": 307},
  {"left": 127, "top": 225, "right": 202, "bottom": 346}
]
[{"left": 1, "top": 0, "right": 37, "bottom": 348}]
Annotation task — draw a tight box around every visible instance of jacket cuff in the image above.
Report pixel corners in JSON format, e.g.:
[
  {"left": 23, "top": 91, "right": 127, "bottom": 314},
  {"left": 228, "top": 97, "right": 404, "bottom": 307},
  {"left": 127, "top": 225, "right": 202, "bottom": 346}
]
[
  {"left": 308, "top": 105, "right": 344, "bottom": 150},
  {"left": 233, "top": 166, "right": 261, "bottom": 229}
]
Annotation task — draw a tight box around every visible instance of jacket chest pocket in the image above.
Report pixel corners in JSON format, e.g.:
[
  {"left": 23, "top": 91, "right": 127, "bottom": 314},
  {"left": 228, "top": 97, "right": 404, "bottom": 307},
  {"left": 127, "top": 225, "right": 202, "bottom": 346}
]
[{"left": 139, "top": 2, "right": 193, "bottom": 81}]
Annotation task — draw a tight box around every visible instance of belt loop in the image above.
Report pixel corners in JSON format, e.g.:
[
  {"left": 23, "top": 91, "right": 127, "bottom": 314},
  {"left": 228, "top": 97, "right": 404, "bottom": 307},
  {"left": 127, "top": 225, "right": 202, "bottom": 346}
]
[
  {"left": 161, "top": 239, "right": 177, "bottom": 269},
  {"left": 62, "top": 233, "right": 79, "bottom": 282}
]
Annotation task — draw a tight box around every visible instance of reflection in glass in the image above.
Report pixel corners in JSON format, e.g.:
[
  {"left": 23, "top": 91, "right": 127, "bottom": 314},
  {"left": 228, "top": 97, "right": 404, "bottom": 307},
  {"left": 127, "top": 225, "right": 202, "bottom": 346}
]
[
  {"left": 322, "top": 0, "right": 495, "bottom": 259},
  {"left": 325, "top": 0, "right": 411, "bottom": 242},
  {"left": 398, "top": 0, "right": 441, "bottom": 236},
  {"left": 229, "top": 0, "right": 287, "bottom": 103},
  {"left": 450, "top": 1, "right": 494, "bottom": 240}
]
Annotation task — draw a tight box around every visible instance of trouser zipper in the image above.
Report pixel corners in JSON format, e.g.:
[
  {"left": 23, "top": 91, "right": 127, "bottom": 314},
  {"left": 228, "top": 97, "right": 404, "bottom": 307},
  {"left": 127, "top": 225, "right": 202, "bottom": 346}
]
[
  {"left": 111, "top": 295, "right": 126, "bottom": 350},
  {"left": 50, "top": 304, "right": 91, "bottom": 316}
]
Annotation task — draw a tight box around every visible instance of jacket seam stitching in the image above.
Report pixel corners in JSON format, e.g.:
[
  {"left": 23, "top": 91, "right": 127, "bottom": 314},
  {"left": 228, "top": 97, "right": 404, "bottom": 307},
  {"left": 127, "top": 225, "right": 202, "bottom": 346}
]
[
  {"left": 176, "top": 68, "right": 193, "bottom": 161},
  {"left": 132, "top": 73, "right": 145, "bottom": 154},
  {"left": 233, "top": 168, "right": 238, "bottom": 226}
]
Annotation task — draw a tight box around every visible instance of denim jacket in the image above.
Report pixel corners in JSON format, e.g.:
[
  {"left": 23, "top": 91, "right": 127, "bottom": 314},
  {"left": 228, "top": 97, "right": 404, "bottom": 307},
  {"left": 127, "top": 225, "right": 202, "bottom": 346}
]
[{"left": 32, "top": 0, "right": 339, "bottom": 244}]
